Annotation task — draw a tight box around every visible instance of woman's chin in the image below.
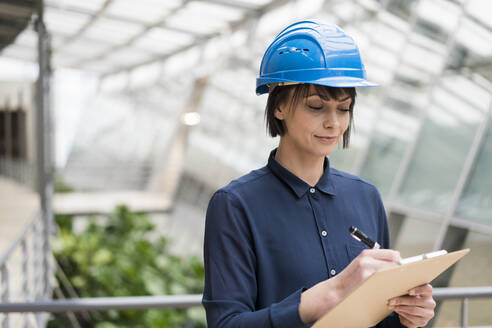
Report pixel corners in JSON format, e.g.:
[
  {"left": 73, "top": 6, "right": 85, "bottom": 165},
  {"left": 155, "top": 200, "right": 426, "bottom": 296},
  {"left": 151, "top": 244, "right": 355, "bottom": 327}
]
[{"left": 308, "top": 146, "right": 335, "bottom": 158}]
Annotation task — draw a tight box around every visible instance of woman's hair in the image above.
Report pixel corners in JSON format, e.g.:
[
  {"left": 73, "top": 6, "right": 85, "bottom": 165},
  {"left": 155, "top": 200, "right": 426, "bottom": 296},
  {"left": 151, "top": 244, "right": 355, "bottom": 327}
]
[{"left": 264, "top": 84, "right": 357, "bottom": 148}]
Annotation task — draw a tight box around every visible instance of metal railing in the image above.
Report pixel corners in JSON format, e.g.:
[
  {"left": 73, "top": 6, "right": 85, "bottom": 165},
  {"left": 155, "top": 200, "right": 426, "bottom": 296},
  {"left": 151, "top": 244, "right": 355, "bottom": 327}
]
[
  {"left": 0, "top": 287, "right": 491, "bottom": 327},
  {"left": 0, "top": 212, "right": 52, "bottom": 328},
  {"left": 433, "top": 287, "right": 492, "bottom": 328},
  {"left": 0, "top": 295, "right": 203, "bottom": 313},
  {"left": 0, "top": 157, "right": 36, "bottom": 191}
]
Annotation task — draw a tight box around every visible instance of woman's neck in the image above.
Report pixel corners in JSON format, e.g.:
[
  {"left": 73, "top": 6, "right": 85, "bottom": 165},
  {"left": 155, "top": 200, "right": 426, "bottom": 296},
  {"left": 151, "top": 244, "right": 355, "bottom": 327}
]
[{"left": 275, "top": 140, "right": 325, "bottom": 187}]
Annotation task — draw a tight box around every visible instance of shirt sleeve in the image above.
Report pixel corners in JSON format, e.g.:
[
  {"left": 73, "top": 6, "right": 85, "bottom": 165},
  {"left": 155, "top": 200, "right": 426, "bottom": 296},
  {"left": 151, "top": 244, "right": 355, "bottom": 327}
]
[
  {"left": 203, "top": 190, "right": 307, "bottom": 328},
  {"left": 377, "top": 312, "right": 404, "bottom": 328}
]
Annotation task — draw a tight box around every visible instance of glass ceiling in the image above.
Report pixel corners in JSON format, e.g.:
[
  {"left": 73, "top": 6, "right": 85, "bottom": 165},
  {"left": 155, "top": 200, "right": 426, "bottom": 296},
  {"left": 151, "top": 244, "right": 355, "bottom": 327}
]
[
  {"left": 2, "top": 0, "right": 491, "bottom": 80},
  {"left": 1, "top": 0, "right": 492, "bottom": 226}
]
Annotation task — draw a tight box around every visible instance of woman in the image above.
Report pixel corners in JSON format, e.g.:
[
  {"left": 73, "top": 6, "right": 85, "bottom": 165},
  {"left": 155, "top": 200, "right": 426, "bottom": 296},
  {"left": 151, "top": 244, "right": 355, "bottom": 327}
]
[{"left": 203, "top": 20, "right": 435, "bottom": 328}]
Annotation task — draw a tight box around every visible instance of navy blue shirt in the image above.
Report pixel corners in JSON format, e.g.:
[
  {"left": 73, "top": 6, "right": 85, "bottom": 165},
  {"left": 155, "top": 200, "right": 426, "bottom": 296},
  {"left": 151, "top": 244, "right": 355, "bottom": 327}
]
[{"left": 203, "top": 149, "right": 402, "bottom": 328}]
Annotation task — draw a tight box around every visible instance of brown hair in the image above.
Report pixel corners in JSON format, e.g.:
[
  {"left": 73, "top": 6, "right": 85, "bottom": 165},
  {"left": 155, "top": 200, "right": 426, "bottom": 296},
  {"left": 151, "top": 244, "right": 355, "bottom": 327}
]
[{"left": 264, "top": 84, "right": 356, "bottom": 148}]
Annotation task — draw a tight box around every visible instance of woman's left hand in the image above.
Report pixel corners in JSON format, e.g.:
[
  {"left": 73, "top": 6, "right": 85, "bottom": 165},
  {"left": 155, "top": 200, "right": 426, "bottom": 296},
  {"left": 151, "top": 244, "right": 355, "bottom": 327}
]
[{"left": 388, "top": 284, "right": 436, "bottom": 328}]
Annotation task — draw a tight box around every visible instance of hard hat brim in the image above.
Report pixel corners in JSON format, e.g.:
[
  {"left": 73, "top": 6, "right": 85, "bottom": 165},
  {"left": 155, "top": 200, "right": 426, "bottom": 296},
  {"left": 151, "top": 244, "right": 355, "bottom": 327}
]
[{"left": 256, "top": 76, "right": 378, "bottom": 95}]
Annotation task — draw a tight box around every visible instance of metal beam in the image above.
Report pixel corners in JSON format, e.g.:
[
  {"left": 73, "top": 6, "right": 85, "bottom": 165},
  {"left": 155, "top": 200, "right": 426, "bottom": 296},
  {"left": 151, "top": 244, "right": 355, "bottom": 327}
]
[
  {"left": 0, "top": 16, "right": 28, "bottom": 29},
  {"left": 100, "top": 0, "right": 292, "bottom": 76},
  {"left": 461, "top": 298, "right": 469, "bottom": 328},
  {"left": 34, "top": 0, "right": 53, "bottom": 299},
  {"left": 387, "top": 211, "right": 406, "bottom": 248},
  {"left": 387, "top": 201, "right": 492, "bottom": 236},
  {"left": 385, "top": 0, "right": 468, "bottom": 205},
  {"left": 1, "top": 288, "right": 492, "bottom": 313},
  {"left": 44, "top": 3, "right": 203, "bottom": 39},
  {"left": 427, "top": 225, "right": 469, "bottom": 328},
  {"left": 0, "top": 295, "right": 203, "bottom": 313},
  {"left": 433, "top": 98, "right": 491, "bottom": 249},
  {"left": 99, "top": 32, "right": 207, "bottom": 76},
  {"left": 56, "top": 0, "right": 114, "bottom": 51},
  {"left": 147, "top": 75, "right": 209, "bottom": 198},
  {"left": 432, "top": 287, "right": 492, "bottom": 300},
  {"left": 463, "top": 57, "right": 492, "bottom": 71},
  {"left": 448, "top": 217, "right": 492, "bottom": 235},
  {"left": 0, "top": 0, "right": 35, "bottom": 7},
  {"left": 387, "top": 202, "right": 444, "bottom": 223},
  {"left": 432, "top": 226, "right": 468, "bottom": 292},
  {"left": 353, "top": 0, "right": 425, "bottom": 176},
  {"left": 43, "top": 2, "right": 201, "bottom": 68},
  {"left": 464, "top": 8, "right": 492, "bottom": 35},
  {"left": 72, "top": 0, "right": 193, "bottom": 69},
  {"left": 0, "top": 0, "right": 35, "bottom": 18},
  {"left": 199, "top": 0, "right": 261, "bottom": 11},
  {"left": 0, "top": 2, "right": 33, "bottom": 52}
]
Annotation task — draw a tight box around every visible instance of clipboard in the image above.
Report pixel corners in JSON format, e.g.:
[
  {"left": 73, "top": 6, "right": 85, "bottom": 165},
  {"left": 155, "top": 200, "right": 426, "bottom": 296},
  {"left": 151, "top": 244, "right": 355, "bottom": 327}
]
[{"left": 312, "top": 248, "right": 470, "bottom": 328}]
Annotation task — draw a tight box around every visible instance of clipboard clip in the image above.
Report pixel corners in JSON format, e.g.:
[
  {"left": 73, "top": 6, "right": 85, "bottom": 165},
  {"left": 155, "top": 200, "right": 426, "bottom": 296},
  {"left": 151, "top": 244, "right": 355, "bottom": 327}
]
[{"left": 399, "top": 250, "right": 448, "bottom": 265}]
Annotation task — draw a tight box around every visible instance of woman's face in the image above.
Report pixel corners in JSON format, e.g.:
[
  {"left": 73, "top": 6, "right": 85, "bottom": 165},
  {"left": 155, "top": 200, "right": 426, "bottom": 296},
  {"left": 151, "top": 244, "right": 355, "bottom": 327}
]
[{"left": 274, "top": 85, "right": 351, "bottom": 158}]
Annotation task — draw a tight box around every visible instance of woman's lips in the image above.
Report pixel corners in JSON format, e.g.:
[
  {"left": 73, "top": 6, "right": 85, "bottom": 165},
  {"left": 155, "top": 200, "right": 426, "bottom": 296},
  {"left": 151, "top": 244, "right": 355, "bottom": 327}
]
[{"left": 315, "top": 135, "right": 337, "bottom": 143}]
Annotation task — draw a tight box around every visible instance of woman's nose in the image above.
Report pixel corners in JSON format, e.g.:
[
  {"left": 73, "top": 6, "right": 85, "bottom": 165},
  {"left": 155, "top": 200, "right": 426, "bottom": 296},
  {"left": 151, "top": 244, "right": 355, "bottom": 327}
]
[{"left": 323, "top": 110, "right": 340, "bottom": 128}]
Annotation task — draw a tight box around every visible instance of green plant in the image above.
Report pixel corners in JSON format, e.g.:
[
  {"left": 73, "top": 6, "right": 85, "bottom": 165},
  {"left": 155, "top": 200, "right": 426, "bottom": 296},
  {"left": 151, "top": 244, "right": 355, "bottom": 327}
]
[
  {"left": 54, "top": 173, "right": 75, "bottom": 193},
  {"left": 48, "top": 205, "right": 205, "bottom": 328}
]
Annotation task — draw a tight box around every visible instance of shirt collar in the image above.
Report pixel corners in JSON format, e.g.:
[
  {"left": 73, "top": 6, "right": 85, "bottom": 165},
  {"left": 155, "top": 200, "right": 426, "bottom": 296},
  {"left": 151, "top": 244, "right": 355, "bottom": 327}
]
[{"left": 267, "top": 149, "right": 337, "bottom": 198}]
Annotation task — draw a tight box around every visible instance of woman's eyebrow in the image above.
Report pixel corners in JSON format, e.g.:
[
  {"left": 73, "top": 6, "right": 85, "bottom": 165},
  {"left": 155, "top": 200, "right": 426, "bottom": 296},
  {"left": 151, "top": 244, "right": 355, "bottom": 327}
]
[
  {"left": 307, "top": 94, "right": 351, "bottom": 102},
  {"left": 337, "top": 96, "right": 351, "bottom": 102},
  {"left": 307, "top": 93, "right": 329, "bottom": 99}
]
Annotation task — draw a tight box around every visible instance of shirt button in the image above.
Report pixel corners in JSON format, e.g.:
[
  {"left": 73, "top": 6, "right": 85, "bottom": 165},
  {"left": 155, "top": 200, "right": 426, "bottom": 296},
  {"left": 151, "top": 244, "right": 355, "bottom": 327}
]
[
  {"left": 321, "top": 230, "right": 327, "bottom": 237},
  {"left": 330, "top": 269, "right": 337, "bottom": 275},
  {"left": 310, "top": 188, "right": 315, "bottom": 193}
]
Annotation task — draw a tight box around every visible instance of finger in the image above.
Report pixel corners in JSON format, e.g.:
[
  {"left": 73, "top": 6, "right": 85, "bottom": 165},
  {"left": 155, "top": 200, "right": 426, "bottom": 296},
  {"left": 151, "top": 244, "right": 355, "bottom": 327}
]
[
  {"left": 409, "top": 284, "right": 433, "bottom": 296},
  {"left": 397, "top": 311, "right": 427, "bottom": 328},
  {"left": 358, "top": 256, "right": 399, "bottom": 275},
  {"left": 361, "top": 249, "right": 401, "bottom": 263},
  {"left": 388, "top": 295, "right": 436, "bottom": 309},
  {"left": 391, "top": 304, "right": 435, "bottom": 320},
  {"left": 398, "top": 313, "right": 418, "bottom": 328}
]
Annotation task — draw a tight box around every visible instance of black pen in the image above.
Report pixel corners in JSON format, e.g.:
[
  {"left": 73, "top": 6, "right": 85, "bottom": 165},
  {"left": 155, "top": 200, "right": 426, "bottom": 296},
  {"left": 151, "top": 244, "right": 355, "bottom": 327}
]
[{"left": 349, "top": 226, "right": 380, "bottom": 249}]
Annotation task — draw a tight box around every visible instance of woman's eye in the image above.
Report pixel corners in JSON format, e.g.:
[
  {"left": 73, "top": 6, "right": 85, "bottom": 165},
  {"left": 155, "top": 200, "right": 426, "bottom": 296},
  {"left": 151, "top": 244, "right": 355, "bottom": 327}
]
[
  {"left": 338, "top": 108, "right": 350, "bottom": 112},
  {"left": 308, "top": 104, "right": 323, "bottom": 110}
]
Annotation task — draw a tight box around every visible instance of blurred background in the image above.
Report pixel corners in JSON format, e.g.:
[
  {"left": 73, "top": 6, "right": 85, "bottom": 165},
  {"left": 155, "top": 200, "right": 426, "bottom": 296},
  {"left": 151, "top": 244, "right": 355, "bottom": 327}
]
[{"left": 0, "top": 0, "right": 491, "bottom": 327}]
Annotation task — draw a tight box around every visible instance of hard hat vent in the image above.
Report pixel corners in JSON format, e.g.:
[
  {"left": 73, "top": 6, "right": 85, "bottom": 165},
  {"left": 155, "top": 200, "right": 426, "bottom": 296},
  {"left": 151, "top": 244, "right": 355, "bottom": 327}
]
[{"left": 278, "top": 48, "right": 310, "bottom": 55}]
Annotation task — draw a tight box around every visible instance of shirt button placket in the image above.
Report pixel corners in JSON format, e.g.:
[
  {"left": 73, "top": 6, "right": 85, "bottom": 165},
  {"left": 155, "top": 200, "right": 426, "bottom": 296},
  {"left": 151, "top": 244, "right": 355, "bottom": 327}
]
[{"left": 310, "top": 187, "right": 319, "bottom": 200}]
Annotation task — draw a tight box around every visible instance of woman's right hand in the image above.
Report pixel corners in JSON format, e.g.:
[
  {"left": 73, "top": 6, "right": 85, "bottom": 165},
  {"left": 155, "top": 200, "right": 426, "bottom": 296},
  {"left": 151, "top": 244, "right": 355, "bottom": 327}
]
[{"left": 299, "top": 249, "right": 401, "bottom": 324}]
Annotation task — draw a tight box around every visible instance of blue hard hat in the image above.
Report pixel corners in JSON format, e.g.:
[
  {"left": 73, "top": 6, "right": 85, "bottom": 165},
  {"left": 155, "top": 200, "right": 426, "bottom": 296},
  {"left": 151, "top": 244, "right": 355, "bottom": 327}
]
[{"left": 256, "top": 20, "right": 377, "bottom": 95}]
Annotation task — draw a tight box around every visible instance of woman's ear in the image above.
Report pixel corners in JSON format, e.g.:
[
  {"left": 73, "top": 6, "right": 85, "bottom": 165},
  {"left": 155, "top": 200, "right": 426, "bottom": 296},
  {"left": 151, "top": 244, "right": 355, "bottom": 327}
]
[{"left": 274, "top": 105, "right": 285, "bottom": 120}]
